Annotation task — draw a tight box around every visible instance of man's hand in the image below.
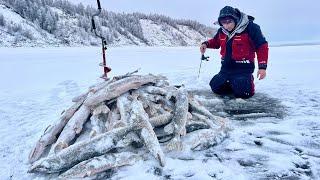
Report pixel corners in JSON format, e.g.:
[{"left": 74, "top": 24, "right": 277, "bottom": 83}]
[
  {"left": 200, "top": 44, "right": 207, "bottom": 54},
  {"left": 257, "top": 69, "right": 266, "bottom": 80}
]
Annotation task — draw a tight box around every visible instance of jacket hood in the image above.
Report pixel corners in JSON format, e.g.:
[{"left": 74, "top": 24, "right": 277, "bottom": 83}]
[{"left": 221, "top": 8, "right": 255, "bottom": 40}]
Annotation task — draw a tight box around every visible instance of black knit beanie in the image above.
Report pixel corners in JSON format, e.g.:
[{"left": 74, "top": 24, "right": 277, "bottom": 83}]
[{"left": 218, "top": 6, "right": 240, "bottom": 26}]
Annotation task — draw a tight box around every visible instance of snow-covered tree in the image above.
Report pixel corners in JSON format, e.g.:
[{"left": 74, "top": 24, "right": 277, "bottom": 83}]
[
  {"left": 76, "top": 3, "right": 85, "bottom": 16},
  {"left": 7, "top": 23, "right": 22, "bottom": 35},
  {"left": 14, "top": 0, "right": 28, "bottom": 17},
  {"left": 22, "top": 29, "right": 34, "bottom": 40},
  {"left": 0, "top": 14, "right": 5, "bottom": 26},
  {"left": 43, "top": 9, "right": 57, "bottom": 33}
]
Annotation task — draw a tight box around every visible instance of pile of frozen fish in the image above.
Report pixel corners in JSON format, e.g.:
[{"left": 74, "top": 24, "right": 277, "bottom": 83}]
[{"left": 28, "top": 70, "right": 229, "bottom": 179}]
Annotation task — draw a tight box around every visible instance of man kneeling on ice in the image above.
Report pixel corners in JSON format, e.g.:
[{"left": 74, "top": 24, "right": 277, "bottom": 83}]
[{"left": 200, "top": 6, "right": 269, "bottom": 99}]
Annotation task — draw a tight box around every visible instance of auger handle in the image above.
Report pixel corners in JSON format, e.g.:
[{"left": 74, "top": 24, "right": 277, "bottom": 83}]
[{"left": 97, "top": 0, "right": 101, "bottom": 10}]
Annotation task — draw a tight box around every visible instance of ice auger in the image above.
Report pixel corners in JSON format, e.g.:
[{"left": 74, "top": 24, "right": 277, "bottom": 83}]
[{"left": 92, "top": 0, "right": 111, "bottom": 80}]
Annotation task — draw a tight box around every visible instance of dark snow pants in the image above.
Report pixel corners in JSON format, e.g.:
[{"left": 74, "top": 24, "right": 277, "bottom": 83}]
[{"left": 209, "top": 72, "right": 255, "bottom": 99}]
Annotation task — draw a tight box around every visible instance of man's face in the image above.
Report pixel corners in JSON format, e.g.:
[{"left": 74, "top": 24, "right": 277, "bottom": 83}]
[{"left": 220, "top": 18, "right": 236, "bottom": 32}]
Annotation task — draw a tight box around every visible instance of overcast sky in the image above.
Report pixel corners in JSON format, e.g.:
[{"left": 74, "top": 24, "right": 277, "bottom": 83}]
[{"left": 69, "top": 0, "right": 320, "bottom": 42}]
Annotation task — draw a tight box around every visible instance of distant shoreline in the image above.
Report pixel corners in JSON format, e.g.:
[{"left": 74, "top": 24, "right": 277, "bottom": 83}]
[
  {"left": 270, "top": 41, "right": 320, "bottom": 47},
  {"left": 1, "top": 42, "right": 320, "bottom": 48}
]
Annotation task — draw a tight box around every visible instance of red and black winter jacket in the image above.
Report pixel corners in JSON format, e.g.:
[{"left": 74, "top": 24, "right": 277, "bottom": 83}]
[{"left": 204, "top": 21, "right": 268, "bottom": 74}]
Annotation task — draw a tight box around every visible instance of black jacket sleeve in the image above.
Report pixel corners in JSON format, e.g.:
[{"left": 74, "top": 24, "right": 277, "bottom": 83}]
[{"left": 247, "top": 22, "right": 267, "bottom": 48}]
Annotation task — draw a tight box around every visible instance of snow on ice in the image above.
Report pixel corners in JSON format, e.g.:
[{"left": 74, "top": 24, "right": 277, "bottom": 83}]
[{"left": 0, "top": 45, "right": 319, "bottom": 179}]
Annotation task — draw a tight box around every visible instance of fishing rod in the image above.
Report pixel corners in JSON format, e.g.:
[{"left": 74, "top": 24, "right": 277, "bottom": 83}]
[
  {"left": 197, "top": 54, "right": 209, "bottom": 78},
  {"left": 91, "top": 0, "right": 111, "bottom": 80}
]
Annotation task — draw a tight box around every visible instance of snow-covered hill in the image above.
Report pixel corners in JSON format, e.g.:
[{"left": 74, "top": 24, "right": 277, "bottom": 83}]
[
  {"left": 0, "top": 4, "right": 60, "bottom": 47},
  {"left": 0, "top": 0, "right": 215, "bottom": 47}
]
